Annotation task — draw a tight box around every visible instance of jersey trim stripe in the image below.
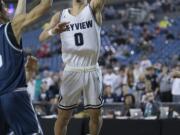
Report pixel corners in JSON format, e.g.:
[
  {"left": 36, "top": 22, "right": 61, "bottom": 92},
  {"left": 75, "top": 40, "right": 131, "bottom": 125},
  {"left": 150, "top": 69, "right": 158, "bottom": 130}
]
[
  {"left": 57, "top": 104, "right": 79, "bottom": 110},
  {"left": 4, "top": 22, "right": 23, "bottom": 53}
]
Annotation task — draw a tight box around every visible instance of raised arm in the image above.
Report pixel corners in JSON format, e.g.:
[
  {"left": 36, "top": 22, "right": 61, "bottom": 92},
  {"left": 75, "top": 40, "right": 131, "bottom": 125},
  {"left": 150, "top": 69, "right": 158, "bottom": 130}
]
[
  {"left": 171, "top": 71, "right": 180, "bottom": 78},
  {"left": 15, "top": 0, "right": 53, "bottom": 28},
  {"left": 90, "top": 0, "right": 106, "bottom": 11},
  {"left": 21, "top": 0, "right": 53, "bottom": 28},
  {"left": 11, "top": 0, "right": 53, "bottom": 44},
  {"left": 14, "top": 0, "right": 26, "bottom": 17},
  {"left": 39, "top": 12, "right": 69, "bottom": 42},
  {"left": 90, "top": 0, "right": 106, "bottom": 25},
  {"left": 25, "top": 56, "right": 38, "bottom": 82}
]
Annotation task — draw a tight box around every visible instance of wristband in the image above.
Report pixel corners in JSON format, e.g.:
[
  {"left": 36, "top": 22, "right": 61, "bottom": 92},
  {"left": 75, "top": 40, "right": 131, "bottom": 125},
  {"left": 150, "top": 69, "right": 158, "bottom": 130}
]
[{"left": 48, "top": 29, "right": 55, "bottom": 36}]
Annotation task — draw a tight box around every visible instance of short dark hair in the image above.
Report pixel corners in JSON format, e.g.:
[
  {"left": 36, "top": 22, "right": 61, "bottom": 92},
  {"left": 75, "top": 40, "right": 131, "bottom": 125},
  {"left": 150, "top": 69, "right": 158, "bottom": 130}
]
[{"left": 124, "top": 94, "right": 135, "bottom": 105}]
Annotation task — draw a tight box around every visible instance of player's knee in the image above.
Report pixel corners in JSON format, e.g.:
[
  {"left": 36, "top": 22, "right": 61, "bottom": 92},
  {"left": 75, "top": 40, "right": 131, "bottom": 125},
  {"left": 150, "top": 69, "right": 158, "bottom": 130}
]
[
  {"left": 57, "top": 115, "right": 70, "bottom": 124},
  {"left": 57, "top": 110, "right": 72, "bottom": 125},
  {"left": 89, "top": 110, "right": 102, "bottom": 123},
  {"left": 91, "top": 115, "right": 102, "bottom": 124}
]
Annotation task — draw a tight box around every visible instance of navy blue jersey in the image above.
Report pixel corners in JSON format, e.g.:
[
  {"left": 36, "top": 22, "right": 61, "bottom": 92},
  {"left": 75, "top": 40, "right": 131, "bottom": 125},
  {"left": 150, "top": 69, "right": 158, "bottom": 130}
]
[{"left": 0, "top": 22, "right": 27, "bottom": 96}]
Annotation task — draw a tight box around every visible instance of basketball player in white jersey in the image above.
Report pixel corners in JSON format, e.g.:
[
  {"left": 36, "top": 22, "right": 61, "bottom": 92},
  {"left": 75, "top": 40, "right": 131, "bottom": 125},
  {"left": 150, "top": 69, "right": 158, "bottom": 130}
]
[{"left": 39, "top": 0, "right": 106, "bottom": 135}]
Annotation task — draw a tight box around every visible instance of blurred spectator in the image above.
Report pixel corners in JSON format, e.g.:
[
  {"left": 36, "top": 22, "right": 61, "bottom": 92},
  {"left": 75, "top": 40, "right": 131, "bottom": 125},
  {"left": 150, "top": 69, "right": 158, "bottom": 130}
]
[
  {"left": 36, "top": 43, "right": 50, "bottom": 58},
  {"left": 34, "top": 75, "right": 42, "bottom": 101},
  {"left": 42, "top": 70, "right": 54, "bottom": 89},
  {"left": 161, "top": 0, "right": 173, "bottom": 13},
  {"left": 155, "top": 25, "right": 161, "bottom": 35},
  {"left": 122, "top": 84, "right": 134, "bottom": 96},
  {"left": 166, "top": 31, "right": 175, "bottom": 40},
  {"left": 140, "top": 56, "right": 152, "bottom": 73},
  {"left": 113, "top": 66, "right": 127, "bottom": 96},
  {"left": 141, "top": 26, "right": 155, "bottom": 41},
  {"left": 141, "top": 85, "right": 159, "bottom": 117},
  {"left": 158, "top": 66, "right": 172, "bottom": 102},
  {"left": 27, "top": 73, "right": 36, "bottom": 101},
  {"left": 136, "top": 74, "right": 146, "bottom": 92},
  {"left": 145, "top": 66, "right": 159, "bottom": 95},
  {"left": 133, "top": 62, "right": 142, "bottom": 85},
  {"left": 39, "top": 81, "right": 49, "bottom": 101},
  {"left": 103, "top": 65, "right": 118, "bottom": 92},
  {"left": 38, "top": 80, "right": 56, "bottom": 114},
  {"left": 134, "top": 74, "right": 146, "bottom": 106},
  {"left": 159, "top": 16, "right": 171, "bottom": 29},
  {"left": 171, "top": 65, "right": 180, "bottom": 102},
  {"left": 103, "top": 85, "right": 120, "bottom": 103},
  {"left": 126, "top": 67, "right": 134, "bottom": 88},
  {"left": 48, "top": 74, "right": 60, "bottom": 99},
  {"left": 121, "top": 94, "right": 136, "bottom": 116}
]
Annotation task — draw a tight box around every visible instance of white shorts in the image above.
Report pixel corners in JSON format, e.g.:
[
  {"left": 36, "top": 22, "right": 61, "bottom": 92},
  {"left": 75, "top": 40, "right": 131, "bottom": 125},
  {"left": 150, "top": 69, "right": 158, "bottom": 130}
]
[{"left": 58, "top": 64, "right": 104, "bottom": 110}]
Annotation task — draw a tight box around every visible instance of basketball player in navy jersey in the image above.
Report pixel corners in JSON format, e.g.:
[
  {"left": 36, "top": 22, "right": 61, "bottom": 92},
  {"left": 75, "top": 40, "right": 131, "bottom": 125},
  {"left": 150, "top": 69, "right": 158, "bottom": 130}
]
[
  {"left": 39, "top": 0, "right": 106, "bottom": 135},
  {"left": 0, "top": 0, "right": 67, "bottom": 134}
]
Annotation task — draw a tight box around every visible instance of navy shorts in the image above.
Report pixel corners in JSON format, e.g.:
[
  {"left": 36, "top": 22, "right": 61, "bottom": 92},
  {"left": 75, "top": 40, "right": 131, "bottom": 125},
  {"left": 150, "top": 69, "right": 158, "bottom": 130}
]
[{"left": 0, "top": 90, "right": 43, "bottom": 135}]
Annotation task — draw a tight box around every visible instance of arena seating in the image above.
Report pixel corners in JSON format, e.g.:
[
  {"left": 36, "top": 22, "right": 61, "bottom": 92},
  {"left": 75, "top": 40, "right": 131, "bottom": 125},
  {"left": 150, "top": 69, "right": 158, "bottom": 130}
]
[{"left": 23, "top": 16, "right": 180, "bottom": 69}]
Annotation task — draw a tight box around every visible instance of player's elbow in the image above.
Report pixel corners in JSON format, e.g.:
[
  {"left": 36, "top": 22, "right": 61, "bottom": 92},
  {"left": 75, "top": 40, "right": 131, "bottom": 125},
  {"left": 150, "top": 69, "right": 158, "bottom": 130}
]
[
  {"left": 39, "top": 32, "right": 46, "bottom": 42},
  {"left": 39, "top": 34, "right": 44, "bottom": 42}
]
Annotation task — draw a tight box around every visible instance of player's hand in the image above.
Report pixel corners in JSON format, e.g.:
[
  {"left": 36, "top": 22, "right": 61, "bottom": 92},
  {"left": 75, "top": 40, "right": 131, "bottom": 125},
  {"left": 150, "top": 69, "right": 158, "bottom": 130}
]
[
  {"left": 171, "top": 70, "right": 180, "bottom": 78},
  {"left": 25, "top": 56, "right": 38, "bottom": 72},
  {"left": 52, "top": 22, "right": 70, "bottom": 35}
]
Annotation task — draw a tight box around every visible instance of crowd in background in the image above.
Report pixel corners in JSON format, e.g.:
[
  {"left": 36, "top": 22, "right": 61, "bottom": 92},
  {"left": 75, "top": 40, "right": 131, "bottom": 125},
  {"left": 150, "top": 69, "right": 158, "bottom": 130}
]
[
  {"left": 103, "top": 0, "right": 177, "bottom": 20},
  {"left": 24, "top": 0, "right": 180, "bottom": 116},
  {"left": 100, "top": 15, "right": 178, "bottom": 60},
  {"left": 27, "top": 56, "right": 180, "bottom": 116}
]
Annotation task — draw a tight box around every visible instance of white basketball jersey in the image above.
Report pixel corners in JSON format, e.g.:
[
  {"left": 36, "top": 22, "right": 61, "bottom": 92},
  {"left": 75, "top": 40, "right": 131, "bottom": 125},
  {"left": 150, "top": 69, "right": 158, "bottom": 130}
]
[{"left": 60, "top": 4, "right": 101, "bottom": 67}]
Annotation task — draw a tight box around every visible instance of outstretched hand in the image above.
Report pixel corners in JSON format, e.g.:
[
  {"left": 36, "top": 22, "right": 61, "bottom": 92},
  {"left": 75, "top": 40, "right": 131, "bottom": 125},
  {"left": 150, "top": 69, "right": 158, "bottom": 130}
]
[
  {"left": 51, "top": 22, "right": 70, "bottom": 35},
  {"left": 171, "top": 70, "right": 180, "bottom": 78},
  {"left": 25, "top": 56, "right": 38, "bottom": 72}
]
